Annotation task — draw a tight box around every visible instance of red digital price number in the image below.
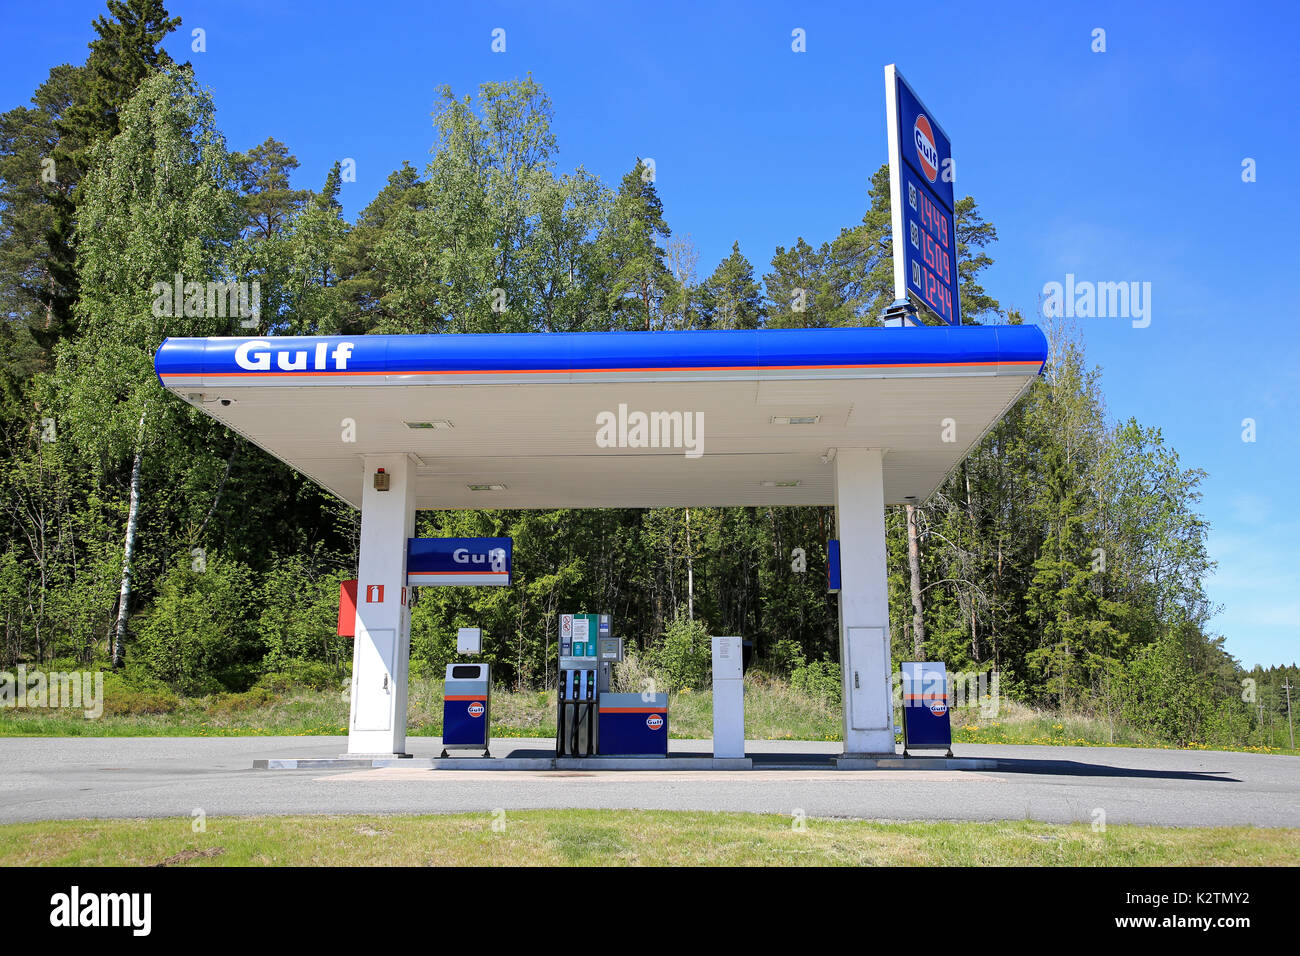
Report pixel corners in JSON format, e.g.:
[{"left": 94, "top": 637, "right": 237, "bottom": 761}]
[
  {"left": 921, "top": 232, "right": 951, "bottom": 285},
  {"left": 904, "top": 168, "right": 958, "bottom": 323},
  {"left": 920, "top": 266, "right": 953, "bottom": 318},
  {"left": 917, "top": 190, "right": 950, "bottom": 249}
]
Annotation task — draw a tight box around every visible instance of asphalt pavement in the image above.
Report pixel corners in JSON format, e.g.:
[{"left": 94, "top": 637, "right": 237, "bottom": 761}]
[{"left": 0, "top": 736, "right": 1295, "bottom": 827}]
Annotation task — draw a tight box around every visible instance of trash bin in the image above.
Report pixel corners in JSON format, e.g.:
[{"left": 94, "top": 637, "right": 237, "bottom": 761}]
[{"left": 441, "top": 663, "right": 490, "bottom": 757}]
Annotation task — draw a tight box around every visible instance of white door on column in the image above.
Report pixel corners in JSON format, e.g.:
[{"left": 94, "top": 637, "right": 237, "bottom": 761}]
[
  {"left": 354, "top": 628, "right": 395, "bottom": 731},
  {"left": 848, "top": 627, "right": 888, "bottom": 730}
]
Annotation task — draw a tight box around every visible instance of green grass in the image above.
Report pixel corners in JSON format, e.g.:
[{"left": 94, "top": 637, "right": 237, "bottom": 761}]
[
  {"left": 0, "top": 675, "right": 1293, "bottom": 756},
  {"left": 0, "top": 674, "right": 842, "bottom": 741},
  {"left": 1, "top": 811, "right": 1294, "bottom": 866},
  {"left": 946, "top": 697, "right": 1298, "bottom": 756}
]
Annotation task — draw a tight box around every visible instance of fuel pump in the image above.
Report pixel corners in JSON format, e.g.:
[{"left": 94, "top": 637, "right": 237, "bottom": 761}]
[
  {"left": 556, "top": 613, "right": 610, "bottom": 756},
  {"left": 557, "top": 655, "right": 597, "bottom": 756}
]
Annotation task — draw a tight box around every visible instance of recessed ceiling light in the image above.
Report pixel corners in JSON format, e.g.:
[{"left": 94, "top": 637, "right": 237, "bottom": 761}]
[
  {"left": 761, "top": 480, "right": 801, "bottom": 488},
  {"left": 404, "top": 420, "right": 453, "bottom": 429},
  {"left": 467, "top": 483, "right": 507, "bottom": 492},
  {"left": 770, "top": 416, "right": 820, "bottom": 425}
]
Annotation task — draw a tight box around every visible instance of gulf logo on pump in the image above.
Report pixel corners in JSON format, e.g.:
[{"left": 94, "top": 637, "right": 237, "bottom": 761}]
[
  {"left": 928, "top": 700, "right": 947, "bottom": 717},
  {"left": 913, "top": 114, "right": 939, "bottom": 182},
  {"left": 468, "top": 701, "right": 485, "bottom": 718},
  {"left": 646, "top": 714, "right": 665, "bottom": 731}
]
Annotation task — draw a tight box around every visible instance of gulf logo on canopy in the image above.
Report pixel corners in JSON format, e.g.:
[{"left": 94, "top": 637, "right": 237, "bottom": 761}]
[
  {"left": 646, "top": 714, "right": 665, "bottom": 731},
  {"left": 468, "top": 701, "right": 485, "bottom": 718},
  {"left": 913, "top": 114, "right": 940, "bottom": 182}
]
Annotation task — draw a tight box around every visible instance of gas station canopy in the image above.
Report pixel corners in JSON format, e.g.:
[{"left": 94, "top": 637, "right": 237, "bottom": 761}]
[{"left": 154, "top": 325, "right": 1047, "bottom": 510}]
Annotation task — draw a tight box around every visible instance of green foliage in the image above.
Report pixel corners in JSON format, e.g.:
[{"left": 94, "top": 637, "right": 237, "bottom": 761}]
[
  {"left": 1115, "top": 627, "right": 1224, "bottom": 747},
  {"left": 791, "top": 657, "right": 842, "bottom": 706},
  {"left": 650, "top": 611, "right": 712, "bottom": 691},
  {"left": 604, "top": 159, "right": 677, "bottom": 330},
  {"left": 698, "top": 241, "right": 763, "bottom": 329},
  {"left": 99, "top": 671, "right": 180, "bottom": 715},
  {"left": 256, "top": 552, "right": 350, "bottom": 673},
  {"left": 133, "top": 554, "right": 256, "bottom": 694}
]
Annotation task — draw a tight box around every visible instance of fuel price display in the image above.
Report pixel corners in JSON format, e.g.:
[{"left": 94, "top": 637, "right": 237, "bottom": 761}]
[
  {"left": 886, "top": 66, "right": 961, "bottom": 326},
  {"left": 904, "top": 166, "right": 956, "bottom": 324}
]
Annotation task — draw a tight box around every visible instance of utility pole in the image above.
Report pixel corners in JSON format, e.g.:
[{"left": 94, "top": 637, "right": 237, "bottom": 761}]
[{"left": 1283, "top": 678, "right": 1295, "bottom": 751}]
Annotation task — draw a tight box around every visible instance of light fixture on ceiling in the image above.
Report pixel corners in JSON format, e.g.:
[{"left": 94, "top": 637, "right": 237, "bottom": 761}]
[
  {"left": 404, "top": 420, "right": 453, "bottom": 430},
  {"left": 467, "top": 483, "right": 507, "bottom": 492},
  {"left": 770, "top": 415, "right": 820, "bottom": 425}
]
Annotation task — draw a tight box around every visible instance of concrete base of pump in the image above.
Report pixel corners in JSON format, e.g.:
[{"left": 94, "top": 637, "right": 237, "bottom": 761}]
[{"left": 254, "top": 754, "right": 1000, "bottom": 771}]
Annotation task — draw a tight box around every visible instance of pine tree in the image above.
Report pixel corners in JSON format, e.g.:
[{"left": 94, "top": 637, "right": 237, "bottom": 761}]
[
  {"left": 603, "top": 159, "right": 677, "bottom": 330},
  {"left": 0, "top": 65, "right": 85, "bottom": 358},
  {"left": 46, "top": 0, "right": 182, "bottom": 342},
  {"left": 232, "top": 138, "right": 309, "bottom": 241},
  {"left": 698, "top": 241, "right": 763, "bottom": 329},
  {"left": 764, "top": 238, "right": 824, "bottom": 328}
]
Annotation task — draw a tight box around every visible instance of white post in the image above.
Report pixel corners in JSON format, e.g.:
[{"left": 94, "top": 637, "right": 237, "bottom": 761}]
[
  {"left": 711, "top": 636, "right": 745, "bottom": 758},
  {"left": 347, "top": 454, "right": 416, "bottom": 756},
  {"left": 834, "top": 447, "right": 896, "bottom": 755}
]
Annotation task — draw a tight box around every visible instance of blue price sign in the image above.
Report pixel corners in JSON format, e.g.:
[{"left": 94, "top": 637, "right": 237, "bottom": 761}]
[{"left": 886, "top": 65, "right": 960, "bottom": 326}]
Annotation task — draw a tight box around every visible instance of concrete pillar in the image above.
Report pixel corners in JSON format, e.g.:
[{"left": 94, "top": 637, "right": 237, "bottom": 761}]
[
  {"left": 834, "top": 447, "right": 896, "bottom": 755},
  {"left": 347, "top": 454, "right": 416, "bottom": 756}
]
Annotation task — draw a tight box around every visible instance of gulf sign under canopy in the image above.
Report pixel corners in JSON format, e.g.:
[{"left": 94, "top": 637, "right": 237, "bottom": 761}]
[{"left": 406, "top": 537, "right": 512, "bottom": 587}]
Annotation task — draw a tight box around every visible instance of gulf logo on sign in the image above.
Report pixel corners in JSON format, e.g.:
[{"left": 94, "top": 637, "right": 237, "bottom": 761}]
[
  {"left": 468, "top": 701, "right": 485, "bottom": 718},
  {"left": 913, "top": 114, "right": 939, "bottom": 182},
  {"left": 646, "top": 714, "right": 665, "bottom": 731},
  {"left": 928, "top": 701, "right": 947, "bottom": 717}
]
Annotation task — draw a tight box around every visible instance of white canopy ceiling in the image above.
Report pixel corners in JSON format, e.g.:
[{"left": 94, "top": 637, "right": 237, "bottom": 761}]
[{"left": 156, "top": 327, "right": 1046, "bottom": 509}]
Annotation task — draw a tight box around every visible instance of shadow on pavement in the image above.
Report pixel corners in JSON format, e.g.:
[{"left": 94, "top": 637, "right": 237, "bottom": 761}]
[
  {"left": 483, "top": 746, "right": 1240, "bottom": 781},
  {"left": 984, "top": 757, "right": 1239, "bottom": 782}
]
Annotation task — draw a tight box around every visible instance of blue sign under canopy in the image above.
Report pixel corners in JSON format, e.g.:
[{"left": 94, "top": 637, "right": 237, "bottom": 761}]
[{"left": 407, "top": 537, "right": 512, "bottom": 587}]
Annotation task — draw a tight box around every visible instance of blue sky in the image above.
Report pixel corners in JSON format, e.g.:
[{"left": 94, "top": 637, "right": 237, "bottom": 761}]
[{"left": 4, "top": 0, "right": 1297, "bottom": 667}]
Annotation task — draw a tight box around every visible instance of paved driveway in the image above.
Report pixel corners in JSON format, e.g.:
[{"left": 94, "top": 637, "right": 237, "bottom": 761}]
[{"left": 0, "top": 737, "right": 1295, "bottom": 827}]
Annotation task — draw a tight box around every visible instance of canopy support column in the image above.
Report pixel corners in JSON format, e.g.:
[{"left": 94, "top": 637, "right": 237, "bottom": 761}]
[
  {"left": 346, "top": 454, "right": 416, "bottom": 756},
  {"left": 834, "top": 447, "right": 897, "bottom": 755}
]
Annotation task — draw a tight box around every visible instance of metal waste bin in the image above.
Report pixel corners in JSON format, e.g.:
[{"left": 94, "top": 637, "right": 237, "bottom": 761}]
[{"left": 441, "top": 663, "right": 490, "bottom": 757}]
